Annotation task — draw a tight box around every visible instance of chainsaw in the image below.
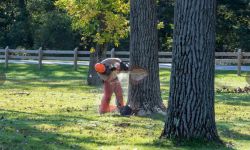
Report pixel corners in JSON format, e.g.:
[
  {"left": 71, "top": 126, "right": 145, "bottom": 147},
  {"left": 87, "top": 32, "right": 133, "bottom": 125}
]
[{"left": 119, "top": 62, "right": 148, "bottom": 83}]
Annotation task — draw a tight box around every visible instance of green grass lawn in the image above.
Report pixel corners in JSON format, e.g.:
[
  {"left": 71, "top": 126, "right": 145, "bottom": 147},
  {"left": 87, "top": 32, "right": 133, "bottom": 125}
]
[{"left": 0, "top": 64, "right": 249, "bottom": 150}]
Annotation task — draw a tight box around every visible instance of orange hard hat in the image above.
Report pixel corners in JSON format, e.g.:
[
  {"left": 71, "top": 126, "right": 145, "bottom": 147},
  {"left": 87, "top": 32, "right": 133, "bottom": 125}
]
[{"left": 95, "top": 63, "right": 106, "bottom": 73}]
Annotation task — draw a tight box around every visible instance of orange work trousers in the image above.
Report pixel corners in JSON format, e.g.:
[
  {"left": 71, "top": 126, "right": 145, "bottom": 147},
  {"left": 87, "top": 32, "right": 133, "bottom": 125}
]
[{"left": 99, "top": 79, "right": 125, "bottom": 114}]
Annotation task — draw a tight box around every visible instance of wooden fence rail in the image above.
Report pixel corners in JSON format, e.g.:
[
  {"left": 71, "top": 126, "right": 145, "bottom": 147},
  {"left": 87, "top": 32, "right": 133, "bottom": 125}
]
[{"left": 0, "top": 47, "right": 249, "bottom": 76}]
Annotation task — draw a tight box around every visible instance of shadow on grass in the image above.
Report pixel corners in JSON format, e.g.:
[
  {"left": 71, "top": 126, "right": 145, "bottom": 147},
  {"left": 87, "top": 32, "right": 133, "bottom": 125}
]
[
  {"left": 0, "top": 63, "right": 88, "bottom": 81},
  {"left": 215, "top": 93, "right": 250, "bottom": 106},
  {"left": 0, "top": 109, "right": 95, "bottom": 124},
  {"left": 0, "top": 109, "right": 109, "bottom": 149},
  {"left": 132, "top": 115, "right": 249, "bottom": 149},
  {"left": 215, "top": 70, "right": 249, "bottom": 76},
  {"left": 136, "top": 138, "right": 234, "bottom": 150},
  {"left": 0, "top": 63, "right": 104, "bottom": 91},
  {"left": 0, "top": 109, "right": 246, "bottom": 149},
  {"left": 217, "top": 122, "right": 250, "bottom": 141},
  {"left": 0, "top": 120, "right": 106, "bottom": 150},
  {"left": 0, "top": 79, "right": 95, "bottom": 91}
]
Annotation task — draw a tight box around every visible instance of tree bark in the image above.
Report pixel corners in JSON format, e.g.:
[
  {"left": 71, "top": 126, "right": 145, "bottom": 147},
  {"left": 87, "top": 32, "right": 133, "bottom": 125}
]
[
  {"left": 161, "top": 0, "right": 220, "bottom": 141},
  {"left": 87, "top": 44, "right": 107, "bottom": 86},
  {"left": 87, "top": 13, "right": 108, "bottom": 86},
  {"left": 128, "top": 0, "right": 165, "bottom": 116}
]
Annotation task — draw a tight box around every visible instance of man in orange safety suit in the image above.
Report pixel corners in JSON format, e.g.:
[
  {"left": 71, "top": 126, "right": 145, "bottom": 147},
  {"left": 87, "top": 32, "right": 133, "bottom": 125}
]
[{"left": 95, "top": 58, "right": 129, "bottom": 114}]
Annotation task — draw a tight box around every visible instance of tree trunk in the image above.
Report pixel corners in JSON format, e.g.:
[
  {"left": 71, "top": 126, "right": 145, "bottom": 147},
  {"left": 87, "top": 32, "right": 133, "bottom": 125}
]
[
  {"left": 87, "top": 13, "right": 108, "bottom": 86},
  {"left": 161, "top": 0, "right": 219, "bottom": 141},
  {"left": 87, "top": 44, "right": 107, "bottom": 86},
  {"left": 128, "top": 0, "right": 165, "bottom": 116}
]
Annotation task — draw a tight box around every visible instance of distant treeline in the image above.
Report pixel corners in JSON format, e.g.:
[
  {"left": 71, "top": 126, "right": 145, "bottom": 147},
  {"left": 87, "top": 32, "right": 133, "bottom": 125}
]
[{"left": 0, "top": 0, "right": 249, "bottom": 52}]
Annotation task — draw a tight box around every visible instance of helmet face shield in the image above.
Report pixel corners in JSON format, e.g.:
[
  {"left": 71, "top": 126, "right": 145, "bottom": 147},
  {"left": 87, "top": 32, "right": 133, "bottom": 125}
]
[{"left": 95, "top": 63, "right": 106, "bottom": 73}]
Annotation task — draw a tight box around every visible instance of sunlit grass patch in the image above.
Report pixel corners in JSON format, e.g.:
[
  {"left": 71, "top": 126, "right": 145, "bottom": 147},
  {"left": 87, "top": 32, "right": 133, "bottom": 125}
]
[{"left": 0, "top": 64, "right": 249, "bottom": 149}]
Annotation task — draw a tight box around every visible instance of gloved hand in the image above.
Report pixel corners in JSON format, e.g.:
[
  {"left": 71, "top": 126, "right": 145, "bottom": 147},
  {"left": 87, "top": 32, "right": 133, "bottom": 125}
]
[
  {"left": 102, "top": 64, "right": 112, "bottom": 75},
  {"left": 120, "top": 62, "right": 129, "bottom": 71}
]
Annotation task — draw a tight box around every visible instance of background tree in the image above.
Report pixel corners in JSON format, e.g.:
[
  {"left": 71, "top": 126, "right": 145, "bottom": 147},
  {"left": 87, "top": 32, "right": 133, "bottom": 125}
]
[
  {"left": 158, "top": 0, "right": 250, "bottom": 52},
  {"left": 1, "top": 0, "right": 249, "bottom": 52},
  {"left": 0, "top": 0, "right": 32, "bottom": 48},
  {"left": 29, "top": 0, "right": 80, "bottom": 49},
  {"left": 216, "top": 0, "right": 250, "bottom": 51},
  {"left": 0, "top": 0, "right": 80, "bottom": 49},
  {"left": 157, "top": 0, "right": 175, "bottom": 52},
  {"left": 55, "top": 0, "right": 129, "bottom": 85},
  {"left": 128, "top": 0, "right": 165, "bottom": 115},
  {"left": 161, "top": 0, "right": 220, "bottom": 141}
]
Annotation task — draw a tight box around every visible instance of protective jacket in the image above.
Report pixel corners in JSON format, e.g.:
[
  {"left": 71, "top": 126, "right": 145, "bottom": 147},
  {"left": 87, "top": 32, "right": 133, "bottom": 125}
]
[{"left": 96, "top": 58, "right": 125, "bottom": 113}]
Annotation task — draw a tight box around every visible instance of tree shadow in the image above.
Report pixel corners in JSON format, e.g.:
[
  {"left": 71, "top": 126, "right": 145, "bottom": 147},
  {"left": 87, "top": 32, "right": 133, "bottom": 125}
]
[
  {"left": 126, "top": 115, "right": 246, "bottom": 149},
  {"left": 0, "top": 79, "right": 95, "bottom": 91},
  {"left": 132, "top": 114, "right": 249, "bottom": 149},
  {"left": 0, "top": 121, "right": 107, "bottom": 150},
  {"left": 0, "top": 62, "right": 98, "bottom": 86},
  {"left": 0, "top": 109, "right": 111, "bottom": 149},
  {"left": 217, "top": 122, "right": 250, "bottom": 141},
  {"left": 0, "top": 63, "right": 105, "bottom": 92},
  {"left": 215, "top": 93, "right": 250, "bottom": 106},
  {"left": 135, "top": 137, "right": 234, "bottom": 150},
  {"left": 0, "top": 63, "right": 88, "bottom": 80}
]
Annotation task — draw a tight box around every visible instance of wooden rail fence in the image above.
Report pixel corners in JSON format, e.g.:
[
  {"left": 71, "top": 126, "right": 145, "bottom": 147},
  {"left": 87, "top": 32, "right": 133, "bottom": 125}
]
[{"left": 0, "top": 47, "right": 249, "bottom": 76}]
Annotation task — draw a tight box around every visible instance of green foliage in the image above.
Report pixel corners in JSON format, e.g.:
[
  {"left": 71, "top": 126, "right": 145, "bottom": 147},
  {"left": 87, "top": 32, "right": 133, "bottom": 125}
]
[
  {"left": 0, "top": 0, "right": 33, "bottom": 48},
  {"left": 55, "top": 0, "right": 129, "bottom": 47},
  {"left": 217, "top": 0, "right": 250, "bottom": 51},
  {"left": 0, "top": 0, "right": 249, "bottom": 51},
  {"left": 157, "top": 0, "right": 175, "bottom": 51},
  {"left": 157, "top": 0, "right": 250, "bottom": 52},
  {"left": 32, "top": 12, "right": 79, "bottom": 49},
  {"left": 0, "top": 0, "right": 80, "bottom": 50},
  {"left": 28, "top": 0, "right": 81, "bottom": 50}
]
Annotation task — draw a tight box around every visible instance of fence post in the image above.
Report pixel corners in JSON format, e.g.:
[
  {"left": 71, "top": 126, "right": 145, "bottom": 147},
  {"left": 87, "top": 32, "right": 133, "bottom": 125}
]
[
  {"left": 74, "top": 47, "right": 78, "bottom": 71},
  {"left": 237, "top": 48, "right": 242, "bottom": 76},
  {"left": 38, "top": 47, "right": 43, "bottom": 70},
  {"left": 4, "top": 46, "right": 9, "bottom": 69},
  {"left": 111, "top": 48, "right": 115, "bottom": 58}
]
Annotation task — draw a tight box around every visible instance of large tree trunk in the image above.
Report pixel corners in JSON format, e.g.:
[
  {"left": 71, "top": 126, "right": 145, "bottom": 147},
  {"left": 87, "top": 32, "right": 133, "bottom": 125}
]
[
  {"left": 128, "top": 0, "right": 165, "bottom": 116},
  {"left": 87, "top": 44, "right": 107, "bottom": 86},
  {"left": 161, "top": 0, "right": 219, "bottom": 141}
]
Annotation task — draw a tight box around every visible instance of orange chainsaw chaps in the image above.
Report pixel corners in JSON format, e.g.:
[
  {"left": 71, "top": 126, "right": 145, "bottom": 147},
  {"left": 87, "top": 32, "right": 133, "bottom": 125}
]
[{"left": 99, "top": 80, "right": 124, "bottom": 114}]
